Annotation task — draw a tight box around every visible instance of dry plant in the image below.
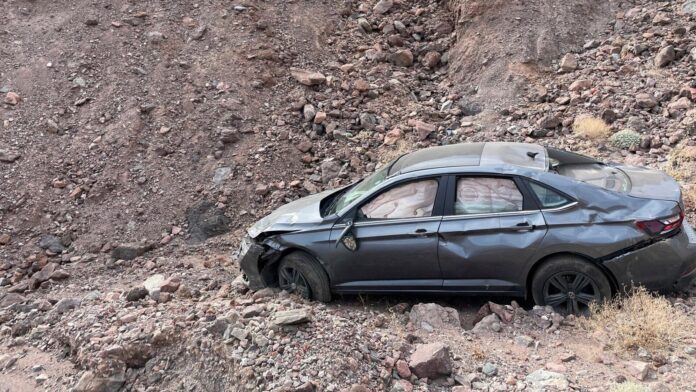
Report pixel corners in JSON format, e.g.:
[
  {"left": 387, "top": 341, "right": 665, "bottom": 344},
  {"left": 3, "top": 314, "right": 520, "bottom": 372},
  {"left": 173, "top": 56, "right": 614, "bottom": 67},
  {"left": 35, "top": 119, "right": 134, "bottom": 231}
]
[
  {"left": 583, "top": 287, "right": 696, "bottom": 355},
  {"left": 610, "top": 382, "right": 649, "bottom": 392},
  {"left": 573, "top": 115, "right": 611, "bottom": 140},
  {"left": 665, "top": 143, "right": 696, "bottom": 181},
  {"left": 683, "top": 184, "right": 696, "bottom": 211},
  {"left": 470, "top": 344, "right": 486, "bottom": 361},
  {"left": 378, "top": 139, "right": 414, "bottom": 164}
]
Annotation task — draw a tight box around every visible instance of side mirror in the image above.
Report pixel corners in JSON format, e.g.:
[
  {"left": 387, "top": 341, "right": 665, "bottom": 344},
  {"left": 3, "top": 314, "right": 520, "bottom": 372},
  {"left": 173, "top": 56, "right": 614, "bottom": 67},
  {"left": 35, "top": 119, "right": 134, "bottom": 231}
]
[{"left": 336, "top": 219, "right": 358, "bottom": 251}]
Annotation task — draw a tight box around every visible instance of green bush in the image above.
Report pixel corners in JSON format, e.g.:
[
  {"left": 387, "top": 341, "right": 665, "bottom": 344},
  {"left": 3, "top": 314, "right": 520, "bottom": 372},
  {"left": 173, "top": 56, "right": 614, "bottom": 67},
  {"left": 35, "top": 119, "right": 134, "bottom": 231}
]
[{"left": 609, "top": 129, "right": 641, "bottom": 149}]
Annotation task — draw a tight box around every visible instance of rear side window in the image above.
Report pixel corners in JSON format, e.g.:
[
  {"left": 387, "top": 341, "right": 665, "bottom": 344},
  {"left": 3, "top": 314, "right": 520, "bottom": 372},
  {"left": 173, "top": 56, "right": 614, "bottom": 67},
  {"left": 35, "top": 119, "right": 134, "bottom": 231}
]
[
  {"left": 455, "top": 177, "right": 523, "bottom": 215},
  {"left": 359, "top": 179, "right": 438, "bottom": 220},
  {"left": 529, "top": 182, "right": 572, "bottom": 208}
]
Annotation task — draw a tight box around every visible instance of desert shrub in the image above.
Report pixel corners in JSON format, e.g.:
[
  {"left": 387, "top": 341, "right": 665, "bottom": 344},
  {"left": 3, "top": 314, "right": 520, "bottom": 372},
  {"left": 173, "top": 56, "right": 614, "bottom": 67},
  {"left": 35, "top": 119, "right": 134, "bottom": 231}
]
[
  {"left": 379, "top": 139, "right": 413, "bottom": 164},
  {"left": 584, "top": 287, "right": 695, "bottom": 354},
  {"left": 610, "top": 382, "right": 649, "bottom": 392},
  {"left": 609, "top": 129, "right": 641, "bottom": 149},
  {"left": 573, "top": 115, "right": 611, "bottom": 140},
  {"left": 665, "top": 143, "right": 696, "bottom": 181}
]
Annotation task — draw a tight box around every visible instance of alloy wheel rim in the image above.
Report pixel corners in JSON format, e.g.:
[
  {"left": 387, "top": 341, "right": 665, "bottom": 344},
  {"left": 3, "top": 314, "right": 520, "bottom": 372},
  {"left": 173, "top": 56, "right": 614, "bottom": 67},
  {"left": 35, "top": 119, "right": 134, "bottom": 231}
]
[
  {"left": 542, "top": 271, "right": 600, "bottom": 315},
  {"left": 279, "top": 266, "right": 311, "bottom": 299}
]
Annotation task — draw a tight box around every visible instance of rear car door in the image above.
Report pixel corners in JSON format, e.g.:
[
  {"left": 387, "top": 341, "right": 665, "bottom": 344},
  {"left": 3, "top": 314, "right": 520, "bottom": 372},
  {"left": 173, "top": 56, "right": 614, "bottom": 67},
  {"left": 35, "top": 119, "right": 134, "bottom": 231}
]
[
  {"left": 437, "top": 175, "right": 547, "bottom": 294},
  {"left": 328, "top": 176, "right": 446, "bottom": 292}
]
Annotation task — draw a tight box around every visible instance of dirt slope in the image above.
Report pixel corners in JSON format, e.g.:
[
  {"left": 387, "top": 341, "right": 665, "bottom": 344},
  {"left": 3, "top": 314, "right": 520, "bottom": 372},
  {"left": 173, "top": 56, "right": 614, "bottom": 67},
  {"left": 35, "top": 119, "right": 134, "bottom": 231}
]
[
  {"left": 447, "top": 0, "right": 615, "bottom": 106},
  {"left": 2, "top": 0, "right": 696, "bottom": 391}
]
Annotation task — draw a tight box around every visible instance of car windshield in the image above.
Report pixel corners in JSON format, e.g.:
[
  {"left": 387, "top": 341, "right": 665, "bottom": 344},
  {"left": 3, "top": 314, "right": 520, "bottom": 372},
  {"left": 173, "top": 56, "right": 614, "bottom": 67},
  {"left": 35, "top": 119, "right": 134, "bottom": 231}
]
[{"left": 326, "top": 163, "right": 391, "bottom": 215}]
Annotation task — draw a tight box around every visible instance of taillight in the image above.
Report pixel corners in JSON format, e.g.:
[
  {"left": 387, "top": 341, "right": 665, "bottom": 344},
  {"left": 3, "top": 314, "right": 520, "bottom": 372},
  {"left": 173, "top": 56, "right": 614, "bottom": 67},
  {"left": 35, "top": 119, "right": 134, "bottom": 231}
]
[{"left": 636, "top": 212, "right": 684, "bottom": 236}]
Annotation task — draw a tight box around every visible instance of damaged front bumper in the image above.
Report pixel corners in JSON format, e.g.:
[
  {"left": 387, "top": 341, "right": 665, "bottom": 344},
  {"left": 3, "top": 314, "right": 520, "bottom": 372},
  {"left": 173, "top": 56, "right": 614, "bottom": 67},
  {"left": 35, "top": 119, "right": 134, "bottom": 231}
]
[
  {"left": 603, "top": 222, "right": 696, "bottom": 292},
  {"left": 236, "top": 235, "right": 285, "bottom": 291}
]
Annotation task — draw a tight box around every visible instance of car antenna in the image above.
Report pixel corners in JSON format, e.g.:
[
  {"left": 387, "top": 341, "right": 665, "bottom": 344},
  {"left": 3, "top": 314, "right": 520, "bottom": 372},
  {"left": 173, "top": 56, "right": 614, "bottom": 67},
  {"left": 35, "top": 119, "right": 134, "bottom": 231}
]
[{"left": 527, "top": 151, "right": 539, "bottom": 159}]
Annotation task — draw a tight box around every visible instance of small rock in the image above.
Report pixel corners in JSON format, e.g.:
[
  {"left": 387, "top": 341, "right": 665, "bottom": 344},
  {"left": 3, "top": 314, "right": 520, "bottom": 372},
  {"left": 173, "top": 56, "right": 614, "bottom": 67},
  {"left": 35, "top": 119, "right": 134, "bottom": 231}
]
[
  {"left": 390, "top": 50, "right": 414, "bottom": 67},
  {"left": 191, "top": 25, "right": 208, "bottom": 40},
  {"left": 525, "top": 370, "right": 569, "bottom": 389},
  {"left": 409, "top": 303, "right": 460, "bottom": 331},
  {"left": 373, "top": 0, "right": 394, "bottom": 14},
  {"left": 655, "top": 46, "right": 675, "bottom": 67},
  {"left": 635, "top": 93, "right": 658, "bottom": 109},
  {"left": 111, "top": 243, "right": 154, "bottom": 260},
  {"left": 559, "top": 53, "right": 578, "bottom": 72},
  {"left": 569, "top": 79, "right": 592, "bottom": 91},
  {"left": 291, "top": 68, "right": 326, "bottom": 86},
  {"left": 320, "top": 160, "right": 342, "bottom": 183},
  {"left": 514, "top": 335, "right": 534, "bottom": 347},
  {"left": 384, "top": 128, "right": 403, "bottom": 145},
  {"left": 0, "top": 149, "right": 21, "bottom": 163},
  {"left": 38, "top": 235, "right": 65, "bottom": 253},
  {"left": 537, "top": 114, "right": 561, "bottom": 129},
  {"left": 271, "top": 309, "right": 311, "bottom": 326},
  {"left": 125, "top": 287, "right": 149, "bottom": 302},
  {"left": 482, "top": 362, "right": 498, "bottom": 377},
  {"left": 4, "top": 92, "right": 21, "bottom": 105},
  {"left": 422, "top": 51, "right": 441, "bottom": 69},
  {"left": 409, "top": 342, "right": 452, "bottom": 379},
  {"left": 409, "top": 120, "right": 436, "bottom": 140},
  {"left": 303, "top": 104, "right": 317, "bottom": 121},
  {"left": 73, "top": 370, "right": 125, "bottom": 392},
  {"left": 396, "top": 359, "right": 411, "bottom": 378},
  {"left": 624, "top": 360, "right": 652, "bottom": 381}
]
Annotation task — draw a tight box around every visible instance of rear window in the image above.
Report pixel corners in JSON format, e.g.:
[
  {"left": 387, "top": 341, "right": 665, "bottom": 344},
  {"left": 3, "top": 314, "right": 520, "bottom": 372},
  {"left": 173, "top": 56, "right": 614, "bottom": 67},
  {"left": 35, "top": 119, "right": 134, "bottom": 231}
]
[
  {"left": 529, "top": 182, "right": 572, "bottom": 209},
  {"left": 556, "top": 164, "right": 630, "bottom": 193}
]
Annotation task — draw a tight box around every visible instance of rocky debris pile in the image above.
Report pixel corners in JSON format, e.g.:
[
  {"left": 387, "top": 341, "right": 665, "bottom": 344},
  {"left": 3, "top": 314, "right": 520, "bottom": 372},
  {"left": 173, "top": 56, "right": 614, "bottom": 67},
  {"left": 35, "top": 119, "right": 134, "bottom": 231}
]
[{"left": 482, "top": 0, "right": 696, "bottom": 173}]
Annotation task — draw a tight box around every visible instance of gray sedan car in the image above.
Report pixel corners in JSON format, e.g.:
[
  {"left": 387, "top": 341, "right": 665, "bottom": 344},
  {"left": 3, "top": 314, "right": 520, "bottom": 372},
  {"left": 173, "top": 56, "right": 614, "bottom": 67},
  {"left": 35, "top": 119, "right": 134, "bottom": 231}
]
[{"left": 238, "top": 142, "right": 696, "bottom": 314}]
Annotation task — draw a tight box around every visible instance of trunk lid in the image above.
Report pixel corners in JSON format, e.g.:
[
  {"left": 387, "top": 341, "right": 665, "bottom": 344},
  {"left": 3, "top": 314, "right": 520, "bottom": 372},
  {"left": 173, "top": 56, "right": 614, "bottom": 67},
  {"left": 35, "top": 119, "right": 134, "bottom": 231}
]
[{"left": 617, "top": 165, "right": 682, "bottom": 204}]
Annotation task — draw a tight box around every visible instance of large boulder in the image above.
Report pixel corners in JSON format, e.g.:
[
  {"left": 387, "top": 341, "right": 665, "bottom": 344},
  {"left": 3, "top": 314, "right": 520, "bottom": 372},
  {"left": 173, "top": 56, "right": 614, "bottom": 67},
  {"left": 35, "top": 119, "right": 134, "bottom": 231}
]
[
  {"left": 409, "top": 303, "right": 460, "bottom": 331},
  {"left": 408, "top": 342, "right": 452, "bottom": 379},
  {"left": 186, "top": 201, "right": 231, "bottom": 242}
]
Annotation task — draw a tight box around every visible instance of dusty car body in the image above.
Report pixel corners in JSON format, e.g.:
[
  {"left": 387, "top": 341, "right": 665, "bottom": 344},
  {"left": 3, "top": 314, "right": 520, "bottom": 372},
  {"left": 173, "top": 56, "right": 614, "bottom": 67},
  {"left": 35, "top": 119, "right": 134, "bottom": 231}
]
[{"left": 238, "top": 142, "right": 696, "bottom": 313}]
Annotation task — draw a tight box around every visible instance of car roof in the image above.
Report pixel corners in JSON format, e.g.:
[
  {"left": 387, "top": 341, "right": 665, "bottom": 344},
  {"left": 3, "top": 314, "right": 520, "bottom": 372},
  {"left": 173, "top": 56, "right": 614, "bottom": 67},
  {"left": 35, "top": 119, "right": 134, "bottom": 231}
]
[{"left": 388, "top": 142, "right": 548, "bottom": 176}]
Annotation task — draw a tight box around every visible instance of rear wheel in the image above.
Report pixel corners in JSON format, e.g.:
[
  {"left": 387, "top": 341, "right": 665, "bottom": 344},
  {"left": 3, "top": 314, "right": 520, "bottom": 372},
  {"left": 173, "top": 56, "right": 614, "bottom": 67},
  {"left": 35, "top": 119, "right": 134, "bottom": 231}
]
[
  {"left": 531, "top": 256, "right": 612, "bottom": 315},
  {"left": 277, "top": 252, "right": 331, "bottom": 302}
]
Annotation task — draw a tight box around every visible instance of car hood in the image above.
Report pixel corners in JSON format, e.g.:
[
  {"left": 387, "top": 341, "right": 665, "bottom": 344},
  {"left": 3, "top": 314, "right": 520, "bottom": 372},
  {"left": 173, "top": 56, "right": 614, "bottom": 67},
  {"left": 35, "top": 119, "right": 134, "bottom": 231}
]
[{"left": 247, "top": 189, "right": 336, "bottom": 238}]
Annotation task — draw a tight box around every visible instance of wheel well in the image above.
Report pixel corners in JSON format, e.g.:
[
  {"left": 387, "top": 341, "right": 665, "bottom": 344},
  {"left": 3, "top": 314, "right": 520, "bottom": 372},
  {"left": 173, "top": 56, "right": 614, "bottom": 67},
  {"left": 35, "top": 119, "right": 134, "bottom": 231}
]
[
  {"left": 525, "top": 252, "right": 619, "bottom": 299},
  {"left": 259, "top": 247, "right": 331, "bottom": 286}
]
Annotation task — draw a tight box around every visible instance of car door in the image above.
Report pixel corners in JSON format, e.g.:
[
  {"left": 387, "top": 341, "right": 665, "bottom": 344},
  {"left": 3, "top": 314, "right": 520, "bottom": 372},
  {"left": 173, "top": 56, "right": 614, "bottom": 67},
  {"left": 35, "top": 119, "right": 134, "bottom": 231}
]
[
  {"left": 328, "top": 176, "right": 446, "bottom": 292},
  {"left": 437, "top": 175, "right": 547, "bottom": 294}
]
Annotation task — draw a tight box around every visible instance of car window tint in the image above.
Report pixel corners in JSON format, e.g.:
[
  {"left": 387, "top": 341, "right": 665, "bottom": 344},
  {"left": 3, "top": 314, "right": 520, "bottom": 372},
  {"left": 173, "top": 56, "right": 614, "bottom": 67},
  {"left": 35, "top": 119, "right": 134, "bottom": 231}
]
[
  {"left": 529, "top": 182, "right": 571, "bottom": 208},
  {"left": 455, "top": 177, "right": 523, "bottom": 215},
  {"left": 360, "top": 179, "right": 438, "bottom": 219}
]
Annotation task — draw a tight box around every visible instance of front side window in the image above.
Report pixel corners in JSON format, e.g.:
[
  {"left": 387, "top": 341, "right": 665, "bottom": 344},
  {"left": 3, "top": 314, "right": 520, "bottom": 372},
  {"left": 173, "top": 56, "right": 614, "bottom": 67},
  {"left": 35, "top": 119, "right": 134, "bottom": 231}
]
[
  {"left": 359, "top": 179, "right": 438, "bottom": 220},
  {"left": 455, "top": 177, "right": 523, "bottom": 215},
  {"left": 529, "top": 182, "right": 572, "bottom": 208}
]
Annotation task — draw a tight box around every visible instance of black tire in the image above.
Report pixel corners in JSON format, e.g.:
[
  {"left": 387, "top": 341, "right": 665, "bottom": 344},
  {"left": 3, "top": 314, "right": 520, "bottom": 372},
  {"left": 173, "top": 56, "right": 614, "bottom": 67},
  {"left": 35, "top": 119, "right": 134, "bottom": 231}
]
[
  {"left": 531, "top": 255, "right": 612, "bottom": 315},
  {"left": 277, "top": 252, "right": 331, "bottom": 302}
]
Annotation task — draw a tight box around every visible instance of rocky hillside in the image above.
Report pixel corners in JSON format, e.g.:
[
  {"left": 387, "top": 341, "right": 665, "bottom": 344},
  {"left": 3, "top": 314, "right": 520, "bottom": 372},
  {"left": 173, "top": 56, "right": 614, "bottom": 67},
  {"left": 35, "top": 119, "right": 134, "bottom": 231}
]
[{"left": 2, "top": 0, "right": 696, "bottom": 391}]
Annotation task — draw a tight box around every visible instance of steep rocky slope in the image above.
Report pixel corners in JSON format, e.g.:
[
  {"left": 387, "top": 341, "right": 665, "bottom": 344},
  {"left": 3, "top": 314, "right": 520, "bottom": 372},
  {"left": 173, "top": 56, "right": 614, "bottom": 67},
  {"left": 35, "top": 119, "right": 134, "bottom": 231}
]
[{"left": 2, "top": 0, "right": 696, "bottom": 391}]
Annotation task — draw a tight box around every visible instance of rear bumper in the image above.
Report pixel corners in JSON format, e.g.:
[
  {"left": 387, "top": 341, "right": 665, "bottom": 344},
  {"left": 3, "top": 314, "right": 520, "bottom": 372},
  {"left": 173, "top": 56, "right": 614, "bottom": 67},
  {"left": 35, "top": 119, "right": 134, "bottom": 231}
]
[{"left": 603, "top": 224, "right": 696, "bottom": 292}]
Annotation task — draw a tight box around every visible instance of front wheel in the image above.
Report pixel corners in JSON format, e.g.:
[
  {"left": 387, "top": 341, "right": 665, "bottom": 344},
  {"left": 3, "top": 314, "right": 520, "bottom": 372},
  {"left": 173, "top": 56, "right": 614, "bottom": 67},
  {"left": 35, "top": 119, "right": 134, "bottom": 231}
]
[
  {"left": 531, "top": 256, "right": 612, "bottom": 315},
  {"left": 277, "top": 252, "right": 331, "bottom": 302}
]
